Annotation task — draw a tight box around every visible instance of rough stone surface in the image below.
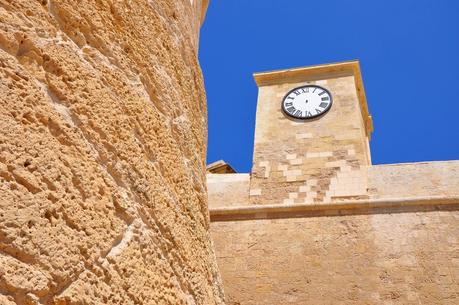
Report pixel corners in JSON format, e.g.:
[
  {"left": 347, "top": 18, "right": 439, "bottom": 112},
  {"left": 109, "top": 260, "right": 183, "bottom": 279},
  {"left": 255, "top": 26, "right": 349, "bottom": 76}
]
[{"left": 0, "top": 1, "right": 224, "bottom": 304}]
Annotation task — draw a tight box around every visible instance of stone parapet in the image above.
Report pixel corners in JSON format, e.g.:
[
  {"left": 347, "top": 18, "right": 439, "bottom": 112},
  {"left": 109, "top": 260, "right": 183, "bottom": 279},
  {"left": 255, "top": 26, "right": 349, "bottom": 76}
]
[
  {"left": 207, "top": 174, "right": 250, "bottom": 208},
  {"left": 208, "top": 160, "right": 459, "bottom": 213}
]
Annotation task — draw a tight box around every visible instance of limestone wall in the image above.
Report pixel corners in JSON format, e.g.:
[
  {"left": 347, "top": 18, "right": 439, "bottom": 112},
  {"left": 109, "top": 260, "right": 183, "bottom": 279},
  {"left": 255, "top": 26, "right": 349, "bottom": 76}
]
[
  {"left": 207, "top": 174, "right": 250, "bottom": 208},
  {"left": 208, "top": 160, "right": 459, "bottom": 304},
  {"left": 211, "top": 210, "right": 459, "bottom": 305},
  {"left": 0, "top": 1, "right": 225, "bottom": 304},
  {"left": 207, "top": 160, "right": 459, "bottom": 209},
  {"left": 250, "top": 74, "right": 372, "bottom": 206},
  {"left": 369, "top": 161, "right": 459, "bottom": 200}
]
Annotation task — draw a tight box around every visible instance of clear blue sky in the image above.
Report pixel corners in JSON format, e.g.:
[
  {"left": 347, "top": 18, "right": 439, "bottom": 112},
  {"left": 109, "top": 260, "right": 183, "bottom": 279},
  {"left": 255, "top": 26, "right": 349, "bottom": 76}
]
[{"left": 199, "top": 0, "right": 459, "bottom": 173}]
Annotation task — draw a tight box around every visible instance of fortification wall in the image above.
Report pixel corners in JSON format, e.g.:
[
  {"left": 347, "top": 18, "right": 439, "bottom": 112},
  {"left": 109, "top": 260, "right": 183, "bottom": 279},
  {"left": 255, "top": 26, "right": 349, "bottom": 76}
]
[
  {"left": 0, "top": 1, "right": 224, "bottom": 304},
  {"left": 207, "top": 174, "right": 250, "bottom": 208},
  {"left": 208, "top": 160, "right": 459, "bottom": 304},
  {"left": 211, "top": 210, "right": 459, "bottom": 305},
  {"left": 208, "top": 161, "right": 459, "bottom": 210}
]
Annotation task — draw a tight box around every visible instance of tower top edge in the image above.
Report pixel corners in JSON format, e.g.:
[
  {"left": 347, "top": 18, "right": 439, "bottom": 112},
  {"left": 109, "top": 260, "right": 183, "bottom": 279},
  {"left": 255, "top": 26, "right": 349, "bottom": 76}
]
[{"left": 253, "top": 60, "right": 360, "bottom": 86}]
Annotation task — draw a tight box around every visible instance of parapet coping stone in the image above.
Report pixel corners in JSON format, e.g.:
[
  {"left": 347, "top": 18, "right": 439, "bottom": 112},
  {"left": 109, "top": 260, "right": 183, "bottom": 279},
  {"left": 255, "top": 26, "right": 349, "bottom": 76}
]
[{"left": 209, "top": 195, "right": 459, "bottom": 221}]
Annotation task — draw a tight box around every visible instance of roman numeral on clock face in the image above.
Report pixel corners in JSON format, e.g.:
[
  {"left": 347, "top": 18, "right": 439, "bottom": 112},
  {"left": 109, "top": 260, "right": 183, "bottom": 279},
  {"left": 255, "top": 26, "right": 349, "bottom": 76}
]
[
  {"left": 286, "top": 106, "right": 296, "bottom": 114},
  {"left": 294, "top": 110, "right": 302, "bottom": 117}
]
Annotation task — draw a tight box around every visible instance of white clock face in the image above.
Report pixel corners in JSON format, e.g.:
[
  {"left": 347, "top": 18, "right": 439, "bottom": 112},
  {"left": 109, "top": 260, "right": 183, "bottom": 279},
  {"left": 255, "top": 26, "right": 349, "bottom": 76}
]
[{"left": 282, "top": 85, "right": 332, "bottom": 120}]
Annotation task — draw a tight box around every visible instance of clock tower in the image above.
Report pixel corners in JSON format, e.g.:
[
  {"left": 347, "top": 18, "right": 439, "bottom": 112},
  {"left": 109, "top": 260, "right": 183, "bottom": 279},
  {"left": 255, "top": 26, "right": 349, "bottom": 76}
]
[
  {"left": 208, "top": 60, "right": 459, "bottom": 305},
  {"left": 250, "top": 61, "right": 373, "bottom": 205}
]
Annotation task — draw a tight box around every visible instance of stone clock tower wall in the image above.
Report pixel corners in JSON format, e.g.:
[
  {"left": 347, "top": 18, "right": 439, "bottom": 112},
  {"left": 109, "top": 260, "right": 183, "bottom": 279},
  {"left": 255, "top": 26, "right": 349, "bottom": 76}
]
[
  {"left": 250, "top": 66, "right": 372, "bottom": 205},
  {"left": 207, "top": 62, "right": 459, "bottom": 304},
  {"left": 0, "top": 1, "right": 225, "bottom": 305}
]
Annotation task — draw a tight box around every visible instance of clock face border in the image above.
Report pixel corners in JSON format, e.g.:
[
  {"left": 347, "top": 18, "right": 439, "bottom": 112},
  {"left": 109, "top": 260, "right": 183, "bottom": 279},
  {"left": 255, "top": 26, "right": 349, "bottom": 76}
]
[{"left": 281, "top": 85, "right": 333, "bottom": 120}]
